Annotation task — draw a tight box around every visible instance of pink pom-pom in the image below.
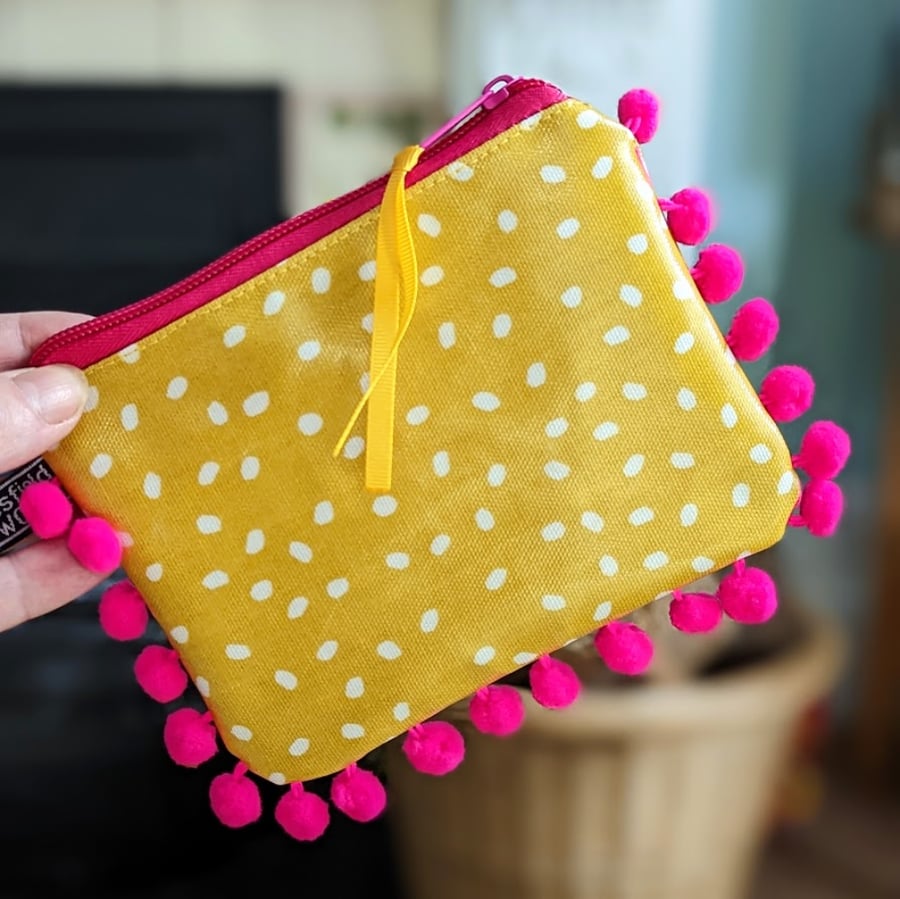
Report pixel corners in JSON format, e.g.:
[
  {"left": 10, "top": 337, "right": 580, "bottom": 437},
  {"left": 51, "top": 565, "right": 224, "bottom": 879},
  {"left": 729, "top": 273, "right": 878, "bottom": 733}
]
[
  {"left": 794, "top": 479, "right": 844, "bottom": 538},
  {"left": 134, "top": 645, "right": 188, "bottom": 703},
  {"left": 717, "top": 562, "right": 778, "bottom": 624},
  {"left": 594, "top": 622, "right": 655, "bottom": 675},
  {"left": 210, "top": 763, "right": 262, "bottom": 829},
  {"left": 669, "top": 591, "right": 723, "bottom": 634},
  {"left": 330, "top": 764, "right": 387, "bottom": 823},
  {"left": 617, "top": 88, "right": 659, "bottom": 143},
  {"left": 468, "top": 685, "right": 525, "bottom": 737},
  {"left": 19, "top": 480, "right": 73, "bottom": 539},
  {"left": 98, "top": 580, "right": 148, "bottom": 641},
  {"left": 67, "top": 516, "right": 123, "bottom": 573},
  {"left": 760, "top": 365, "right": 815, "bottom": 422},
  {"left": 402, "top": 721, "right": 465, "bottom": 776},
  {"left": 726, "top": 298, "right": 780, "bottom": 362},
  {"left": 275, "top": 782, "right": 331, "bottom": 841},
  {"left": 663, "top": 188, "right": 712, "bottom": 245},
  {"left": 529, "top": 655, "right": 581, "bottom": 708},
  {"left": 163, "top": 708, "right": 218, "bottom": 767},
  {"left": 794, "top": 421, "right": 851, "bottom": 480},
  {"left": 690, "top": 244, "right": 745, "bottom": 304}
]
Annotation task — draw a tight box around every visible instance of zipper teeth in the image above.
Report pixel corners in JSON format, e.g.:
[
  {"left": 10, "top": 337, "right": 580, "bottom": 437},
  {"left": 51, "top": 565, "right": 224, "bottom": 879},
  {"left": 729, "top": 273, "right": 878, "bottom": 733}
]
[{"left": 33, "top": 78, "right": 547, "bottom": 365}]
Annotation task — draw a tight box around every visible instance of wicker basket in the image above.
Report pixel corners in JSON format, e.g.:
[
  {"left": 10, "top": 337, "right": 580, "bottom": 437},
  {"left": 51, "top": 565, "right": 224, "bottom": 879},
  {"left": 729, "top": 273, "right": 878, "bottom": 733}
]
[{"left": 385, "top": 607, "right": 843, "bottom": 899}]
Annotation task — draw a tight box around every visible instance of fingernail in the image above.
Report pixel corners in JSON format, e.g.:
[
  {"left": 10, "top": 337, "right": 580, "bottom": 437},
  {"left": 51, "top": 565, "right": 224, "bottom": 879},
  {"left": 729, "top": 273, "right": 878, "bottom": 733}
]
[{"left": 13, "top": 365, "right": 89, "bottom": 425}]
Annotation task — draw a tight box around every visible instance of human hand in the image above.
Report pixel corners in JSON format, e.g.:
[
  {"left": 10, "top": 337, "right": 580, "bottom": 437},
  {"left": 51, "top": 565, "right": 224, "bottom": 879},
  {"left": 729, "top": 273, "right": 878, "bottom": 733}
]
[{"left": 0, "top": 312, "right": 106, "bottom": 632}]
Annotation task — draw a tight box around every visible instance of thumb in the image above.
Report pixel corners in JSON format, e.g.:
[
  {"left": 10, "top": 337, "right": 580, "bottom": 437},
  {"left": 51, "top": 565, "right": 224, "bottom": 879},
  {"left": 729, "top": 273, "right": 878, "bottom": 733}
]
[{"left": 0, "top": 365, "right": 89, "bottom": 471}]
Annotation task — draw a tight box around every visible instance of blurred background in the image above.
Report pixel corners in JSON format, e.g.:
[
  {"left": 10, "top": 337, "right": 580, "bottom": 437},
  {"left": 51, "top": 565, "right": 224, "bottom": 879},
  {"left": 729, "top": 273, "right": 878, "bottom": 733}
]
[{"left": 0, "top": 0, "right": 898, "bottom": 897}]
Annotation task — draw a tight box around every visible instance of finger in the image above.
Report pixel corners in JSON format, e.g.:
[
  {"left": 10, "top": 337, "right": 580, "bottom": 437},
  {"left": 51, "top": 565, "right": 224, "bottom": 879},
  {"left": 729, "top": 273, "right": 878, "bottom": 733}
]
[
  {"left": 0, "top": 312, "right": 92, "bottom": 370},
  {"left": 0, "top": 365, "right": 90, "bottom": 470},
  {"left": 0, "top": 538, "right": 105, "bottom": 632}
]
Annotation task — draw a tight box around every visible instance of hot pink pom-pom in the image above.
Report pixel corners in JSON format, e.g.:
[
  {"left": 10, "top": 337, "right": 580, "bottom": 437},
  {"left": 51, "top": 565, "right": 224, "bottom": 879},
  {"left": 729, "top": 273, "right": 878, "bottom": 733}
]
[
  {"left": 594, "top": 622, "right": 654, "bottom": 675},
  {"left": 163, "top": 708, "right": 218, "bottom": 767},
  {"left": 134, "top": 645, "right": 188, "bottom": 703},
  {"left": 726, "top": 298, "right": 780, "bottom": 362},
  {"left": 617, "top": 88, "right": 659, "bottom": 143},
  {"left": 19, "top": 480, "right": 73, "bottom": 539},
  {"left": 793, "top": 479, "right": 844, "bottom": 538},
  {"left": 402, "top": 721, "right": 465, "bottom": 776},
  {"left": 210, "top": 764, "right": 262, "bottom": 829},
  {"left": 669, "top": 591, "right": 723, "bottom": 634},
  {"left": 276, "top": 782, "right": 330, "bottom": 840},
  {"left": 759, "top": 365, "right": 815, "bottom": 422},
  {"left": 529, "top": 655, "right": 581, "bottom": 708},
  {"left": 690, "top": 244, "right": 745, "bottom": 304},
  {"left": 98, "top": 580, "right": 148, "bottom": 641},
  {"left": 468, "top": 685, "right": 525, "bottom": 737},
  {"left": 330, "top": 764, "right": 387, "bottom": 823},
  {"left": 67, "top": 516, "right": 122, "bottom": 573},
  {"left": 663, "top": 188, "right": 712, "bottom": 245},
  {"left": 717, "top": 562, "right": 778, "bottom": 624},
  {"left": 795, "top": 421, "right": 851, "bottom": 480}
]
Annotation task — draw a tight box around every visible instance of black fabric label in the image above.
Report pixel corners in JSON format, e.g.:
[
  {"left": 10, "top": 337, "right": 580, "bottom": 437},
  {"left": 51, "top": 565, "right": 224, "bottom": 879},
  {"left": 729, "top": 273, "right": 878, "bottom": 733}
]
[{"left": 0, "top": 458, "right": 56, "bottom": 553}]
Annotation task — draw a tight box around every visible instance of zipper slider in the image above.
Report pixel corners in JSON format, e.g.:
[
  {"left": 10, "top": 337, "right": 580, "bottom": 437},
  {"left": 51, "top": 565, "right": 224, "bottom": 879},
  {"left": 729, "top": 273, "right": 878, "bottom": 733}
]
[{"left": 420, "top": 75, "right": 519, "bottom": 151}]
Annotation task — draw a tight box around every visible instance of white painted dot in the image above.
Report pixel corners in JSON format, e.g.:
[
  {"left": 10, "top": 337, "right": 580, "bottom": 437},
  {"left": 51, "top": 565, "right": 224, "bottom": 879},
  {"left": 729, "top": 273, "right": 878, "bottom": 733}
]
[
  {"left": 342, "top": 723, "right": 365, "bottom": 740},
  {"left": 288, "top": 737, "right": 310, "bottom": 756},
  {"left": 575, "top": 381, "right": 596, "bottom": 402},
  {"left": 225, "top": 643, "right": 251, "bottom": 660},
  {"left": 170, "top": 626, "right": 189, "bottom": 644},
  {"left": 263, "top": 290, "right": 286, "bottom": 315},
  {"left": 629, "top": 507, "right": 655, "bottom": 526},
  {"left": 417, "top": 213, "right": 441, "bottom": 237},
  {"left": 557, "top": 217, "right": 580, "bottom": 239},
  {"left": 593, "top": 601, "right": 613, "bottom": 622},
  {"left": 513, "top": 652, "right": 538, "bottom": 665},
  {"left": 486, "top": 464, "right": 507, "bottom": 488},
  {"left": 197, "top": 461, "right": 219, "bottom": 485},
  {"left": 421, "top": 265, "right": 444, "bottom": 286},
  {"left": 360, "top": 372, "right": 370, "bottom": 394},
  {"left": 527, "top": 362, "right": 546, "bottom": 387},
  {"left": 343, "top": 436, "right": 365, "bottom": 460},
  {"left": 546, "top": 417, "right": 568, "bottom": 438},
  {"left": 406, "top": 405, "right": 430, "bottom": 425},
  {"left": 693, "top": 556, "right": 715, "bottom": 573},
  {"left": 420, "top": 609, "right": 439, "bottom": 633},
  {"left": 345, "top": 677, "right": 365, "bottom": 699},
  {"left": 673, "top": 278, "right": 692, "bottom": 300},
  {"left": 593, "top": 421, "right": 619, "bottom": 441},
  {"left": 196, "top": 515, "right": 221, "bottom": 534},
  {"left": 358, "top": 260, "right": 376, "bottom": 281},
  {"left": 732, "top": 483, "right": 751, "bottom": 508},
  {"left": 231, "top": 725, "right": 253, "bottom": 742},
  {"left": 432, "top": 450, "right": 450, "bottom": 477},
  {"left": 314, "top": 501, "right": 334, "bottom": 525},
  {"left": 241, "top": 529, "right": 264, "bottom": 555},
  {"left": 492, "top": 313, "right": 512, "bottom": 338},
  {"left": 143, "top": 472, "right": 162, "bottom": 499},
  {"left": 361, "top": 313, "right": 374, "bottom": 333},
  {"left": 581, "top": 511, "right": 604, "bottom": 533},
  {"left": 438, "top": 322, "right": 456, "bottom": 348},
  {"left": 489, "top": 267, "right": 517, "bottom": 288},
  {"left": 619, "top": 284, "right": 642, "bottom": 307},
  {"left": 592, "top": 156, "right": 613, "bottom": 179},
  {"left": 241, "top": 456, "right": 260, "bottom": 480},
  {"left": 430, "top": 534, "right": 451, "bottom": 556},
  {"left": 207, "top": 401, "right": 228, "bottom": 425},
  {"left": 622, "top": 382, "right": 647, "bottom": 400},
  {"left": 721, "top": 404, "right": 738, "bottom": 428},
  {"left": 287, "top": 597, "right": 308, "bottom": 619},
  {"left": 84, "top": 385, "right": 99, "bottom": 411},
  {"left": 544, "top": 460, "right": 570, "bottom": 480},
  {"left": 223, "top": 325, "right": 246, "bottom": 348},
  {"left": 670, "top": 452, "right": 696, "bottom": 469},
  {"left": 674, "top": 332, "right": 695, "bottom": 354},
  {"left": 311, "top": 268, "right": 331, "bottom": 293},
  {"left": 485, "top": 568, "right": 507, "bottom": 590},
  {"left": 577, "top": 108, "right": 601, "bottom": 128},
  {"left": 644, "top": 551, "right": 669, "bottom": 570},
  {"left": 90, "top": 453, "right": 112, "bottom": 478},
  {"left": 317, "top": 640, "right": 338, "bottom": 661},
  {"left": 541, "top": 165, "right": 566, "bottom": 183},
  {"left": 448, "top": 161, "right": 474, "bottom": 181},
  {"left": 243, "top": 391, "right": 269, "bottom": 417},
  {"left": 599, "top": 555, "right": 619, "bottom": 576},
  {"left": 623, "top": 454, "right": 645, "bottom": 477},
  {"left": 541, "top": 521, "right": 566, "bottom": 542},
  {"left": 298, "top": 412, "right": 323, "bottom": 435},
  {"left": 119, "top": 344, "right": 140, "bottom": 364},
  {"left": 473, "top": 391, "right": 501, "bottom": 411},
  {"left": 372, "top": 495, "right": 397, "bottom": 517},
  {"left": 627, "top": 234, "right": 648, "bottom": 254},
  {"left": 298, "top": 340, "right": 321, "bottom": 361},
  {"left": 120, "top": 404, "right": 138, "bottom": 431},
  {"left": 203, "top": 570, "right": 229, "bottom": 590},
  {"left": 393, "top": 702, "right": 410, "bottom": 721},
  {"left": 474, "top": 646, "right": 496, "bottom": 665},
  {"left": 604, "top": 325, "right": 630, "bottom": 346},
  {"left": 561, "top": 286, "right": 583, "bottom": 308},
  {"left": 386, "top": 552, "right": 410, "bottom": 570},
  {"left": 273, "top": 668, "right": 298, "bottom": 690},
  {"left": 327, "top": 578, "right": 349, "bottom": 598},
  {"left": 289, "top": 541, "right": 313, "bottom": 563},
  {"left": 195, "top": 677, "right": 210, "bottom": 697},
  {"left": 680, "top": 503, "right": 699, "bottom": 526},
  {"left": 520, "top": 112, "right": 542, "bottom": 130},
  {"left": 377, "top": 641, "right": 402, "bottom": 660},
  {"left": 269, "top": 772, "right": 286, "bottom": 785},
  {"left": 778, "top": 471, "right": 797, "bottom": 495},
  {"left": 475, "top": 508, "right": 495, "bottom": 531},
  {"left": 250, "top": 580, "right": 273, "bottom": 601},
  {"left": 145, "top": 563, "right": 163, "bottom": 582},
  {"left": 750, "top": 444, "right": 773, "bottom": 464},
  {"left": 677, "top": 388, "right": 697, "bottom": 411},
  {"left": 497, "top": 209, "right": 518, "bottom": 232}
]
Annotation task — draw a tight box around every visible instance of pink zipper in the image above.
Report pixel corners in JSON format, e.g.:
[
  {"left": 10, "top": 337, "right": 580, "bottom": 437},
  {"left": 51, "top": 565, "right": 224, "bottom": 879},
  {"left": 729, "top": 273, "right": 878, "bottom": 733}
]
[{"left": 32, "top": 77, "right": 566, "bottom": 369}]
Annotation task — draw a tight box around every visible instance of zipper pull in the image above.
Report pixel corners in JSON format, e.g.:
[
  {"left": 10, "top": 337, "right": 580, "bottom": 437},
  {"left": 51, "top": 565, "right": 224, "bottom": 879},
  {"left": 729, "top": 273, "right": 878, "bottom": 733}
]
[{"left": 420, "top": 75, "right": 520, "bottom": 151}]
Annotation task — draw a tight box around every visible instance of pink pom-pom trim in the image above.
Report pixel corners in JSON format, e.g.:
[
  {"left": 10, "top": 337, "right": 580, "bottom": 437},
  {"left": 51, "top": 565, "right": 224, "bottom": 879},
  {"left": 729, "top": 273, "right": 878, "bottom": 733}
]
[
  {"left": 66, "top": 516, "right": 123, "bottom": 573},
  {"left": 669, "top": 591, "right": 723, "bottom": 634},
  {"left": 276, "top": 782, "right": 331, "bottom": 841},
  {"left": 163, "top": 708, "right": 218, "bottom": 767},
  {"left": 660, "top": 188, "right": 712, "bottom": 245},
  {"left": 468, "top": 685, "right": 525, "bottom": 737},
  {"left": 690, "top": 244, "right": 745, "bottom": 304},
  {"left": 794, "top": 421, "right": 851, "bottom": 480},
  {"left": 402, "top": 721, "right": 465, "bottom": 776},
  {"left": 134, "top": 645, "right": 188, "bottom": 703},
  {"left": 717, "top": 560, "right": 778, "bottom": 624},
  {"left": 529, "top": 654, "right": 581, "bottom": 708},
  {"left": 19, "top": 480, "right": 73, "bottom": 539},
  {"left": 210, "top": 763, "right": 262, "bottom": 829},
  {"left": 594, "top": 621, "right": 654, "bottom": 675},
  {"left": 98, "top": 580, "right": 148, "bottom": 641},
  {"left": 617, "top": 88, "right": 659, "bottom": 143},
  {"left": 330, "top": 764, "right": 387, "bottom": 823},
  {"left": 790, "top": 479, "right": 844, "bottom": 538},
  {"left": 726, "top": 298, "right": 780, "bottom": 362},
  {"left": 759, "top": 365, "right": 815, "bottom": 422}
]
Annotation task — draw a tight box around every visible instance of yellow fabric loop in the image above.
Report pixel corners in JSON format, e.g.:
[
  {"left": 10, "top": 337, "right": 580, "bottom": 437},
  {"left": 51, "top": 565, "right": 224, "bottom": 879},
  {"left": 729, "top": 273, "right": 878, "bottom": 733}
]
[{"left": 333, "top": 144, "right": 424, "bottom": 491}]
